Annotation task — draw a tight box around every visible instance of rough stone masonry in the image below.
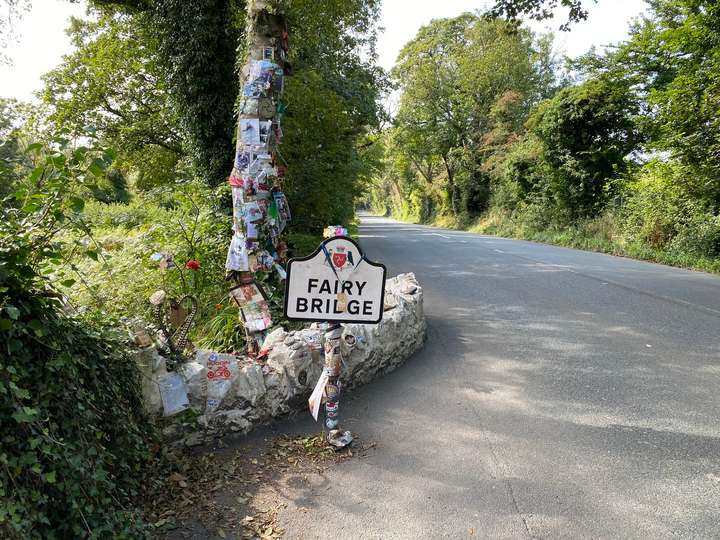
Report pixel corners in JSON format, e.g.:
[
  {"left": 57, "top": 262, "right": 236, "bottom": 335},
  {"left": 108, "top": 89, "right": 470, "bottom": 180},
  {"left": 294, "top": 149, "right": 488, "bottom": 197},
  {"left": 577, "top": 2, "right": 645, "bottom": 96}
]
[{"left": 136, "top": 273, "right": 426, "bottom": 445}]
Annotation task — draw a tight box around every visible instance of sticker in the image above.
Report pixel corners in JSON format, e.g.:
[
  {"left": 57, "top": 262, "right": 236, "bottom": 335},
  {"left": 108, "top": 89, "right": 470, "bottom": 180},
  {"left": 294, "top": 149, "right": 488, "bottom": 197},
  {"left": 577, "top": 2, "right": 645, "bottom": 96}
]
[{"left": 336, "top": 292, "right": 348, "bottom": 312}]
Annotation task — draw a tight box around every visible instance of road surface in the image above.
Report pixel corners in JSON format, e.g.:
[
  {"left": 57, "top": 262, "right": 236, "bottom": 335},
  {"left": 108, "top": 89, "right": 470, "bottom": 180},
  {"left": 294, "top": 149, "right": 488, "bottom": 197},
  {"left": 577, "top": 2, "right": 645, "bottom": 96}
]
[{"left": 276, "top": 215, "right": 720, "bottom": 539}]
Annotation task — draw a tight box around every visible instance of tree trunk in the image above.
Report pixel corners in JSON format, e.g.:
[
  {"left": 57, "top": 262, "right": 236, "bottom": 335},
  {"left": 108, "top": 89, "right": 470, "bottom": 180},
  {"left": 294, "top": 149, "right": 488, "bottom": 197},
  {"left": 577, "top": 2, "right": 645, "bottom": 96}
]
[
  {"left": 442, "top": 153, "right": 458, "bottom": 216},
  {"left": 225, "top": 0, "right": 290, "bottom": 354}
]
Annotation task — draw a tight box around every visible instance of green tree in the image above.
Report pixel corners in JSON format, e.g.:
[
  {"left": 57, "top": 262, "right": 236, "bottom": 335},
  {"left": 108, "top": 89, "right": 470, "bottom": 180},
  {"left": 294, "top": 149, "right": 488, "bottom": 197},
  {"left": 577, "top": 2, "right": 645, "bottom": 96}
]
[
  {"left": 282, "top": 71, "right": 362, "bottom": 230},
  {"left": 578, "top": 0, "right": 720, "bottom": 206},
  {"left": 527, "top": 77, "right": 641, "bottom": 219},
  {"left": 488, "top": 0, "right": 592, "bottom": 30},
  {"left": 42, "top": 14, "right": 184, "bottom": 190},
  {"left": 391, "top": 14, "right": 556, "bottom": 219}
]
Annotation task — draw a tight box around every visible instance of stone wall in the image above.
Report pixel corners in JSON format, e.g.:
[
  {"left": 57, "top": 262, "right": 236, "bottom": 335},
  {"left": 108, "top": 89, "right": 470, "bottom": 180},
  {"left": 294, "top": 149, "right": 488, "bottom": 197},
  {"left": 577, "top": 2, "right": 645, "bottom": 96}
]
[{"left": 136, "top": 273, "right": 425, "bottom": 444}]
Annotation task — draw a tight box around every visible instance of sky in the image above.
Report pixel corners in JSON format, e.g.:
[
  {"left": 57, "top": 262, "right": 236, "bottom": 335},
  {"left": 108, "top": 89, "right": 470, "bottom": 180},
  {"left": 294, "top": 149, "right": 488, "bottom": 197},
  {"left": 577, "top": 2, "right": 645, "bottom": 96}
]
[{"left": 0, "top": 0, "right": 649, "bottom": 102}]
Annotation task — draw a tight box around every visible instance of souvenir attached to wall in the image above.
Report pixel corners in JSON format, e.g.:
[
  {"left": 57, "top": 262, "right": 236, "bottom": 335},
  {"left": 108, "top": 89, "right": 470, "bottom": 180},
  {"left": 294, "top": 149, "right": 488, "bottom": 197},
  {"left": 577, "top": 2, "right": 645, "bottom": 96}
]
[
  {"left": 243, "top": 78, "right": 264, "bottom": 98},
  {"left": 242, "top": 200, "right": 264, "bottom": 223},
  {"left": 258, "top": 97, "right": 276, "bottom": 119},
  {"left": 235, "top": 150, "right": 252, "bottom": 172},
  {"left": 273, "top": 192, "right": 291, "bottom": 230},
  {"left": 246, "top": 220, "right": 259, "bottom": 240},
  {"left": 258, "top": 251, "right": 275, "bottom": 272},
  {"left": 158, "top": 372, "right": 190, "bottom": 417},
  {"left": 239, "top": 97, "right": 259, "bottom": 116},
  {"left": 259, "top": 120, "right": 272, "bottom": 146},
  {"left": 228, "top": 174, "right": 245, "bottom": 188},
  {"left": 204, "top": 351, "right": 238, "bottom": 414}
]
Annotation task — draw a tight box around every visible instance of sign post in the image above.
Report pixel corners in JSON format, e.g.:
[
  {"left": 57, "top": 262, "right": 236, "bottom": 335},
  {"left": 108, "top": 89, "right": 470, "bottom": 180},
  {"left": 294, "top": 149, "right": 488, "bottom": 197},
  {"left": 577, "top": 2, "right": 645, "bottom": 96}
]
[{"left": 284, "top": 233, "right": 386, "bottom": 447}]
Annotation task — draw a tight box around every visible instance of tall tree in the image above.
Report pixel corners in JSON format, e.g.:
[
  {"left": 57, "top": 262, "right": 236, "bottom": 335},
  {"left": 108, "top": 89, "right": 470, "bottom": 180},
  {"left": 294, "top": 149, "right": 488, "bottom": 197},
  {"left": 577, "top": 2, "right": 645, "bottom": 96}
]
[
  {"left": 576, "top": 0, "right": 720, "bottom": 206},
  {"left": 391, "top": 14, "right": 556, "bottom": 217},
  {"left": 42, "top": 14, "right": 183, "bottom": 189}
]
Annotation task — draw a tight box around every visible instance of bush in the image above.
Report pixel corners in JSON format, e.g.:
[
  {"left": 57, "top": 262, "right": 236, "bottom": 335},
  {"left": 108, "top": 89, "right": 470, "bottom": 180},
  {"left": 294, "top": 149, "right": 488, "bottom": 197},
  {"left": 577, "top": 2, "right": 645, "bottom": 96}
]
[
  {"left": 67, "top": 183, "right": 233, "bottom": 346},
  {"left": 622, "top": 160, "right": 720, "bottom": 257},
  {"left": 0, "top": 142, "right": 157, "bottom": 538},
  {"left": 528, "top": 78, "right": 641, "bottom": 219}
]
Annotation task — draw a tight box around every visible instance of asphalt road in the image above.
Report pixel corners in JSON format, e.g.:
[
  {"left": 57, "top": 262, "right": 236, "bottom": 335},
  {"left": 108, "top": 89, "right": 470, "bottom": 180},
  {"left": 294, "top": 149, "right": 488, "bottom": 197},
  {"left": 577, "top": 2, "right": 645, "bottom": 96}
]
[{"left": 276, "top": 215, "right": 720, "bottom": 539}]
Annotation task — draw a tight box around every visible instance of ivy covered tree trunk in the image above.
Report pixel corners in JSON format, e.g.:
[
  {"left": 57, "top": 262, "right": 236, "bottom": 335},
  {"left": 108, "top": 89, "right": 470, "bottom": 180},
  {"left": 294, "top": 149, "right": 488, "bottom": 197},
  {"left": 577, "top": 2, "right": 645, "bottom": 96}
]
[{"left": 144, "top": 0, "right": 241, "bottom": 186}]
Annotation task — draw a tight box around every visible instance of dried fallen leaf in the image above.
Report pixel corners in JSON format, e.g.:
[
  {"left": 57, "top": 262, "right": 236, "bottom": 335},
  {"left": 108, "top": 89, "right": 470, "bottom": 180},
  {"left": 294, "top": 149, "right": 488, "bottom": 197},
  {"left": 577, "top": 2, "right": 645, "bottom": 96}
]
[{"left": 216, "top": 528, "right": 227, "bottom": 539}]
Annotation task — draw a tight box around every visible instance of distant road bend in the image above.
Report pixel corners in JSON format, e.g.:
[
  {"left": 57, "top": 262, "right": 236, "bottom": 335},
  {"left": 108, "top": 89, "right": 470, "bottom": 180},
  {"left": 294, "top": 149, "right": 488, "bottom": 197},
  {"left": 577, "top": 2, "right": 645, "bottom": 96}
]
[{"left": 277, "top": 215, "right": 720, "bottom": 539}]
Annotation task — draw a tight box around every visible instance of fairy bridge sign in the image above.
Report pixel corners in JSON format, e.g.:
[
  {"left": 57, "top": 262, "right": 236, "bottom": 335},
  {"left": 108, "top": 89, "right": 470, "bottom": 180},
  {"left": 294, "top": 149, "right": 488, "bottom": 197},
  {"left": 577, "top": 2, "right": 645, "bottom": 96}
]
[{"left": 284, "top": 236, "right": 386, "bottom": 323}]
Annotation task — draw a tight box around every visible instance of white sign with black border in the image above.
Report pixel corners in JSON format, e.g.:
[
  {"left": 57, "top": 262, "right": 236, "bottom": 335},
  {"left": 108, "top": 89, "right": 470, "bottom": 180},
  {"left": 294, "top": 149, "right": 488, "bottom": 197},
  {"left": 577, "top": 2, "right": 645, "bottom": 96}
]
[{"left": 283, "top": 236, "right": 386, "bottom": 323}]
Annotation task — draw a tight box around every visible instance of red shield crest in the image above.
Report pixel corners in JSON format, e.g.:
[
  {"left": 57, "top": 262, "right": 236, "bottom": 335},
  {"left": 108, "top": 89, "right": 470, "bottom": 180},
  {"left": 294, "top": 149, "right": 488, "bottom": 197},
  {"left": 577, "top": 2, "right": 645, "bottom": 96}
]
[{"left": 332, "top": 252, "right": 347, "bottom": 268}]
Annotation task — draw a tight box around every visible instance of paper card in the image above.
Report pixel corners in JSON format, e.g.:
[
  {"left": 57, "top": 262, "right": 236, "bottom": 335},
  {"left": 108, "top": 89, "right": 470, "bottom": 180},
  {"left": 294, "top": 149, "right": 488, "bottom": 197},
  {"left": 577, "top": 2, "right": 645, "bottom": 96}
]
[
  {"left": 158, "top": 372, "right": 190, "bottom": 417},
  {"left": 239, "top": 98, "right": 259, "bottom": 115},
  {"left": 235, "top": 150, "right": 252, "bottom": 171},
  {"left": 240, "top": 300, "right": 272, "bottom": 332},
  {"left": 225, "top": 234, "right": 249, "bottom": 272},
  {"left": 229, "top": 282, "right": 267, "bottom": 307},
  {"left": 258, "top": 98, "right": 276, "bottom": 119},
  {"left": 258, "top": 251, "right": 275, "bottom": 271},
  {"left": 243, "top": 79, "right": 263, "bottom": 98},
  {"left": 246, "top": 221, "right": 259, "bottom": 240},
  {"left": 240, "top": 119, "right": 261, "bottom": 145},
  {"left": 259, "top": 120, "right": 272, "bottom": 145},
  {"left": 205, "top": 351, "right": 238, "bottom": 414},
  {"left": 242, "top": 201, "right": 263, "bottom": 223}
]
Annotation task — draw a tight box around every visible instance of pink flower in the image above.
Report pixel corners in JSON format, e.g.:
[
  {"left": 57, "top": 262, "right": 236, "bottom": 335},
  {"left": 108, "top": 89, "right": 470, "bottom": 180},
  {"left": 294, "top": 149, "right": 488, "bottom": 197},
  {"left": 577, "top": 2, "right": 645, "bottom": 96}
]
[{"left": 185, "top": 259, "right": 201, "bottom": 271}]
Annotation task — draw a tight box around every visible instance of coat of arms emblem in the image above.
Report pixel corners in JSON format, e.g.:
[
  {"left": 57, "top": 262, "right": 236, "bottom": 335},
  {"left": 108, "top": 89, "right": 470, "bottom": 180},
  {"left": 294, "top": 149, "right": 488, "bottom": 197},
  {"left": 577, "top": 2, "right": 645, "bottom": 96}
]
[{"left": 328, "top": 245, "right": 354, "bottom": 270}]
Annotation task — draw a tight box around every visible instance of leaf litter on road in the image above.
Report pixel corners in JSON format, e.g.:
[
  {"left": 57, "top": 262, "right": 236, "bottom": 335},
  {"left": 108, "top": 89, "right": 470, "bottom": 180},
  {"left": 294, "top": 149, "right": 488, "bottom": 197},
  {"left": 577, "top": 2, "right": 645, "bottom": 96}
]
[{"left": 146, "top": 432, "right": 376, "bottom": 539}]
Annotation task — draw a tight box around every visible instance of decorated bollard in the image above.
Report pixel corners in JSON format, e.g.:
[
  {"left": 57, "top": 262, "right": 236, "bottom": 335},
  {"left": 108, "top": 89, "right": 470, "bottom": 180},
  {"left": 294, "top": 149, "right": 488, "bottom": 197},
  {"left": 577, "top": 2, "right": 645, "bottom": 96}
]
[{"left": 285, "top": 226, "right": 386, "bottom": 448}]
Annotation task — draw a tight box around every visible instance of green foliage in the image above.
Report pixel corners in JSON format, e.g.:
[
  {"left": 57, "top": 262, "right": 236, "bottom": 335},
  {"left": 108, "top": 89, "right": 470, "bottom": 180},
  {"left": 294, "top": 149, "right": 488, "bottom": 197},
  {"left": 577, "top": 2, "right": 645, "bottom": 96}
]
[
  {"left": 0, "top": 141, "right": 156, "bottom": 538},
  {"left": 622, "top": 160, "right": 720, "bottom": 257},
  {"left": 577, "top": 0, "right": 720, "bottom": 205},
  {"left": 282, "top": 71, "right": 360, "bottom": 230},
  {"left": 369, "top": 1, "right": 719, "bottom": 271},
  {"left": 138, "top": 0, "right": 242, "bottom": 186},
  {"left": 488, "top": 0, "right": 590, "bottom": 30},
  {"left": 284, "top": 0, "right": 387, "bottom": 131},
  {"left": 67, "top": 183, "right": 233, "bottom": 343},
  {"left": 380, "top": 14, "right": 557, "bottom": 220},
  {"left": 526, "top": 77, "right": 641, "bottom": 219},
  {"left": 42, "top": 13, "right": 184, "bottom": 190}
]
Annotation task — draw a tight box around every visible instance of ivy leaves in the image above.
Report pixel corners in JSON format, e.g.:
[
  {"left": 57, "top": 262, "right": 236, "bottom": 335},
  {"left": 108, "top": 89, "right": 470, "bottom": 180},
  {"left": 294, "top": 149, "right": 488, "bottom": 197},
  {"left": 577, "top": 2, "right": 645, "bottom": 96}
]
[{"left": 1, "top": 141, "right": 157, "bottom": 538}]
